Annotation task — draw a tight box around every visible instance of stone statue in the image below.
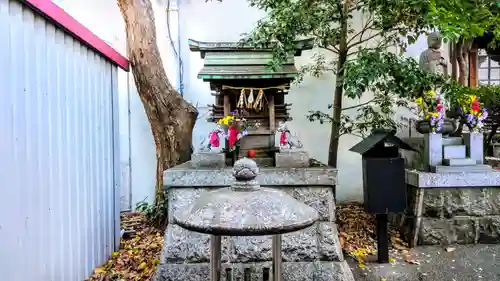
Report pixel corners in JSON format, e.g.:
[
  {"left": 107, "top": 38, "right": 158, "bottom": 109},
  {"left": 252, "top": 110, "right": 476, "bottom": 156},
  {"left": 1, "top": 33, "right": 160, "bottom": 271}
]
[
  {"left": 199, "top": 124, "right": 226, "bottom": 153},
  {"left": 277, "top": 122, "right": 303, "bottom": 150},
  {"left": 419, "top": 32, "right": 448, "bottom": 76}
]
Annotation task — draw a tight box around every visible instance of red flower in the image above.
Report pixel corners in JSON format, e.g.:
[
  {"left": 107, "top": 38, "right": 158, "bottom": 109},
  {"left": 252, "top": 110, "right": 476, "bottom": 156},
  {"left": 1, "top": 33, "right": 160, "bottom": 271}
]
[{"left": 472, "top": 101, "right": 480, "bottom": 112}]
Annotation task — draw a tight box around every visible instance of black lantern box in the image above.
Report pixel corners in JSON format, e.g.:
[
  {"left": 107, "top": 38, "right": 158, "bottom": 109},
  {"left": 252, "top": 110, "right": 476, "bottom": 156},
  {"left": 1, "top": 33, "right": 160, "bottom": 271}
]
[{"left": 350, "top": 129, "right": 416, "bottom": 214}]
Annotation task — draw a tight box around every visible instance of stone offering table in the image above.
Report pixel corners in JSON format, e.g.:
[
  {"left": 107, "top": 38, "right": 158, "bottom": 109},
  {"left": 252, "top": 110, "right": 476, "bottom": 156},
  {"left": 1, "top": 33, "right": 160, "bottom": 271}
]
[
  {"left": 155, "top": 159, "right": 355, "bottom": 281},
  {"left": 400, "top": 170, "right": 500, "bottom": 246},
  {"left": 174, "top": 158, "right": 319, "bottom": 281}
]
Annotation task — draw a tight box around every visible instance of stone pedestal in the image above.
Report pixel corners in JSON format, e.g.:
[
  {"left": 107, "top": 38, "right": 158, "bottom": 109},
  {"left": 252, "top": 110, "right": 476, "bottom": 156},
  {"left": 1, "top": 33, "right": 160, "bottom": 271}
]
[
  {"left": 423, "top": 133, "right": 443, "bottom": 171},
  {"left": 395, "top": 170, "right": 500, "bottom": 247},
  {"left": 463, "top": 132, "right": 484, "bottom": 165},
  {"left": 191, "top": 152, "right": 225, "bottom": 168},
  {"left": 275, "top": 149, "right": 309, "bottom": 168},
  {"left": 157, "top": 164, "right": 355, "bottom": 281}
]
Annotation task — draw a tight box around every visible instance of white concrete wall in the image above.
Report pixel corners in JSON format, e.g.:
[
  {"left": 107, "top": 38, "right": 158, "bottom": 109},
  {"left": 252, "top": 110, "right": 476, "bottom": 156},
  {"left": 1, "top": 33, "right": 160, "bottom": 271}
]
[
  {"left": 59, "top": 0, "right": 434, "bottom": 204},
  {"left": 56, "top": 0, "right": 181, "bottom": 210}
]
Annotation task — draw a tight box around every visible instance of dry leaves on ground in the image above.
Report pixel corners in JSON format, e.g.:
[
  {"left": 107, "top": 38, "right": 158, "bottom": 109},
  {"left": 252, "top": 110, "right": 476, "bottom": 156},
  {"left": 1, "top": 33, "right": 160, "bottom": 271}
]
[
  {"left": 86, "top": 212, "right": 164, "bottom": 281},
  {"left": 336, "top": 203, "right": 409, "bottom": 266}
]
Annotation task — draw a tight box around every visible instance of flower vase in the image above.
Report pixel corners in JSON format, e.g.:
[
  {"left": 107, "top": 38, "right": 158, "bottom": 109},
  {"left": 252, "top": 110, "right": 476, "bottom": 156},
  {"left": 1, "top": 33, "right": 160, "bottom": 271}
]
[
  {"left": 415, "top": 118, "right": 456, "bottom": 135},
  {"left": 423, "top": 133, "right": 443, "bottom": 171},
  {"left": 463, "top": 132, "right": 484, "bottom": 164}
]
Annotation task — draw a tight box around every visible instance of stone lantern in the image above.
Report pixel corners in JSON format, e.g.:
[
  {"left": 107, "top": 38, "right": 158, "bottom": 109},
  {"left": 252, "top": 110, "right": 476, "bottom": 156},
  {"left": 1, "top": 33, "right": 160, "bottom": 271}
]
[{"left": 174, "top": 157, "right": 320, "bottom": 281}]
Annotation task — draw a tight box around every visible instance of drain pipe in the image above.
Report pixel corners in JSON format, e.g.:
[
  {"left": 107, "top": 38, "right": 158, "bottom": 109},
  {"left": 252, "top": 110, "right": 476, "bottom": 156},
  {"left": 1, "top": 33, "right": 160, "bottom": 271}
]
[{"left": 166, "top": 0, "right": 183, "bottom": 96}]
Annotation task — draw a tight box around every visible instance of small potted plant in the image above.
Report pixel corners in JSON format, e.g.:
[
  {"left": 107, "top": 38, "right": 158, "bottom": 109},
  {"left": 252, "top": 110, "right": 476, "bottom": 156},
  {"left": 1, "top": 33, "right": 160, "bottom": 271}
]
[{"left": 415, "top": 90, "right": 456, "bottom": 134}]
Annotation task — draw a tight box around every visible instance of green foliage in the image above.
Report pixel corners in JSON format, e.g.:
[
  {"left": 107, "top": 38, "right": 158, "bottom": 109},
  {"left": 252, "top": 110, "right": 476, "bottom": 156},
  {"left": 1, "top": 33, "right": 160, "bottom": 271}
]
[
  {"left": 245, "top": 0, "right": 426, "bottom": 69},
  {"left": 307, "top": 50, "right": 447, "bottom": 137},
  {"left": 242, "top": 0, "right": 500, "bottom": 165},
  {"left": 424, "top": 0, "right": 500, "bottom": 42},
  {"left": 136, "top": 196, "right": 168, "bottom": 229}
]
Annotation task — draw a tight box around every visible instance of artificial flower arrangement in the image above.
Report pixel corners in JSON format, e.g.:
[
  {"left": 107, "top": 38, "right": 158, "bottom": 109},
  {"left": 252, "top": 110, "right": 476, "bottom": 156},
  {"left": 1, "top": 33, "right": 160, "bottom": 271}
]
[
  {"left": 217, "top": 109, "right": 259, "bottom": 152},
  {"left": 457, "top": 95, "right": 488, "bottom": 132},
  {"left": 415, "top": 90, "right": 447, "bottom": 133}
]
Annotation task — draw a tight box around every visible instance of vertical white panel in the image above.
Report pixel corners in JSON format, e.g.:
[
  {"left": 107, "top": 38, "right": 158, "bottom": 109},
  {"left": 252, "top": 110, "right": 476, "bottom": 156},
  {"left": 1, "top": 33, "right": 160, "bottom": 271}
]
[{"left": 0, "top": 1, "right": 120, "bottom": 280}]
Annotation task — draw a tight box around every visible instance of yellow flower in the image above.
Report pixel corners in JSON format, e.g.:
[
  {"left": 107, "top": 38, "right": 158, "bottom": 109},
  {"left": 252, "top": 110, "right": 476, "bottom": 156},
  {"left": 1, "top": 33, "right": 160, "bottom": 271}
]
[{"left": 415, "top": 97, "right": 423, "bottom": 105}]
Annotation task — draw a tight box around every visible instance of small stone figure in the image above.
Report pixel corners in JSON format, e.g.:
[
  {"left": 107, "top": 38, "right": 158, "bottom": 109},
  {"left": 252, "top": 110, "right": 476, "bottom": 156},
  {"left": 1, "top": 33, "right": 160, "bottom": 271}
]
[
  {"left": 419, "top": 32, "right": 448, "bottom": 76},
  {"left": 277, "top": 122, "right": 303, "bottom": 150},
  {"left": 199, "top": 125, "right": 226, "bottom": 152}
]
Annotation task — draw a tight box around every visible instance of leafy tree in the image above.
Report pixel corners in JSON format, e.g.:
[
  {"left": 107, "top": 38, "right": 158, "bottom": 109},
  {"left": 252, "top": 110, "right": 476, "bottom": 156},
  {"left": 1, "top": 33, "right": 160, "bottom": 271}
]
[
  {"left": 424, "top": 0, "right": 500, "bottom": 84},
  {"left": 243, "top": 0, "right": 428, "bottom": 167}
]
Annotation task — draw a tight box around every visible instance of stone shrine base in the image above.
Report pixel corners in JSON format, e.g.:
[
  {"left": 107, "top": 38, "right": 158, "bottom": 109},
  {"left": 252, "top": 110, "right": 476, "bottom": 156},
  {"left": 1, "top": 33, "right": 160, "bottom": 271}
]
[
  {"left": 275, "top": 149, "right": 309, "bottom": 168},
  {"left": 394, "top": 169, "right": 500, "bottom": 246},
  {"left": 155, "top": 161, "right": 355, "bottom": 281},
  {"left": 155, "top": 261, "right": 353, "bottom": 281}
]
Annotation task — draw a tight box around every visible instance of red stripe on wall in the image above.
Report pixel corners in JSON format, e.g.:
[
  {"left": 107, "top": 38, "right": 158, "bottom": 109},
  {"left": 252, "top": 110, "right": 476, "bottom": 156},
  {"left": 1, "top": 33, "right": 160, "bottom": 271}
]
[{"left": 22, "top": 0, "right": 130, "bottom": 71}]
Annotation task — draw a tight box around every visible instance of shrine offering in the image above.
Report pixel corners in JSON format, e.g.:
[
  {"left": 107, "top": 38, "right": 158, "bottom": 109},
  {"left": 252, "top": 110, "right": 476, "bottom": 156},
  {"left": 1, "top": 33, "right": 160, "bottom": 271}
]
[
  {"left": 217, "top": 110, "right": 256, "bottom": 152},
  {"left": 457, "top": 95, "right": 488, "bottom": 132}
]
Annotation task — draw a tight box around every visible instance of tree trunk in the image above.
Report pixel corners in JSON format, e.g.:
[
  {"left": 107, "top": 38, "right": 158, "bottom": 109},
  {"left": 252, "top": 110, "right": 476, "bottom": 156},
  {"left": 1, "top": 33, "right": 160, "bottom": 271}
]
[
  {"left": 328, "top": 2, "right": 349, "bottom": 169},
  {"left": 456, "top": 40, "right": 467, "bottom": 85},
  {"left": 118, "top": 0, "right": 198, "bottom": 227}
]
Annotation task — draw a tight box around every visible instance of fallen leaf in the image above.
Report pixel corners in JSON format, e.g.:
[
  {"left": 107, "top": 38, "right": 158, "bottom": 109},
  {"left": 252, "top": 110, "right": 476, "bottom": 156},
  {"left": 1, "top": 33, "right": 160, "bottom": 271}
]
[
  {"left": 445, "top": 246, "right": 456, "bottom": 252},
  {"left": 336, "top": 203, "right": 408, "bottom": 256},
  {"left": 85, "top": 212, "right": 165, "bottom": 281},
  {"left": 339, "top": 236, "right": 345, "bottom": 249},
  {"left": 404, "top": 254, "right": 420, "bottom": 265}
]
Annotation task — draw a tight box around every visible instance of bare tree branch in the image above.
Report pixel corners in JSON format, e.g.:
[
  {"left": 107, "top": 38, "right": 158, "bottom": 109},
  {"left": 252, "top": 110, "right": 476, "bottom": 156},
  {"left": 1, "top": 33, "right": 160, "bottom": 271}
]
[
  {"left": 342, "top": 99, "right": 375, "bottom": 111},
  {"left": 348, "top": 30, "right": 382, "bottom": 49},
  {"left": 347, "top": 13, "right": 374, "bottom": 46}
]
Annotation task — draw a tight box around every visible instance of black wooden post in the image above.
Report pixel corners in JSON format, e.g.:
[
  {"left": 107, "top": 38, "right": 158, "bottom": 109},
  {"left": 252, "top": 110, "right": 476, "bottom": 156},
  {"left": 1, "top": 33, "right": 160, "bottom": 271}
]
[{"left": 376, "top": 214, "right": 389, "bottom": 263}]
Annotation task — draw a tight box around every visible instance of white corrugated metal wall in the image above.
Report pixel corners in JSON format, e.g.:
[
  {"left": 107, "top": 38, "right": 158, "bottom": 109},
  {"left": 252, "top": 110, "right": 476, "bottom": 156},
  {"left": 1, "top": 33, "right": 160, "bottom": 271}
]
[{"left": 0, "top": 0, "right": 120, "bottom": 281}]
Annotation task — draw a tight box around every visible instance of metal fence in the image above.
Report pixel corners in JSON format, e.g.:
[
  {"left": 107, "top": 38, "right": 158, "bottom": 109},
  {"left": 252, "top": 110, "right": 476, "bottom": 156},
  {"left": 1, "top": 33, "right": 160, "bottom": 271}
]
[{"left": 0, "top": 0, "right": 122, "bottom": 280}]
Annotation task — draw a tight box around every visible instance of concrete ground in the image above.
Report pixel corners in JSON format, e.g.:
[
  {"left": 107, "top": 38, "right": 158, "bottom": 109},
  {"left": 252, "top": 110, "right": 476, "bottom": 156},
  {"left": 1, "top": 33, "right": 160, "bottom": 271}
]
[{"left": 347, "top": 244, "right": 500, "bottom": 281}]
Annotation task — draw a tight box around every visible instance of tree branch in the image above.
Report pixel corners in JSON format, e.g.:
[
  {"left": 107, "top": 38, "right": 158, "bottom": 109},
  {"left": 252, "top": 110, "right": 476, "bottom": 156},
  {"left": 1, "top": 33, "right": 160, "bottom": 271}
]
[
  {"left": 347, "top": 13, "right": 374, "bottom": 46},
  {"left": 323, "top": 46, "right": 339, "bottom": 54},
  {"left": 348, "top": 30, "right": 382, "bottom": 49},
  {"left": 342, "top": 99, "right": 375, "bottom": 111}
]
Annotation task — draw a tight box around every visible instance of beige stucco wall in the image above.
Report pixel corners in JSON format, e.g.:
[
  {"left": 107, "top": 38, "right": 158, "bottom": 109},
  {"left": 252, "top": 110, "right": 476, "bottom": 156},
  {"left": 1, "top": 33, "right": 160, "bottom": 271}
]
[{"left": 59, "top": 0, "right": 443, "bottom": 205}]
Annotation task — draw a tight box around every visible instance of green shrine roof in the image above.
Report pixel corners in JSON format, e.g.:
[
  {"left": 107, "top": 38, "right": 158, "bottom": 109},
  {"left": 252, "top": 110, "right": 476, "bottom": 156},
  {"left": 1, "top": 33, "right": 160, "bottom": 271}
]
[{"left": 188, "top": 39, "right": 314, "bottom": 80}]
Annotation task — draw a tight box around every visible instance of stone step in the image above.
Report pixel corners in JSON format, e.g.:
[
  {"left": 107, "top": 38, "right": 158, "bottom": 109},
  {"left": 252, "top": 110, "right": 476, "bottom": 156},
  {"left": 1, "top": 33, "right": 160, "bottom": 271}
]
[
  {"left": 433, "top": 164, "right": 493, "bottom": 173},
  {"left": 442, "top": 137, "right": 463, "bottom": 146},
  {"left": 442, "top": 158, "right": 478, "bottom": 166},
  {"left": 443, "top": 145, "right": 466, "bottom": 159}
]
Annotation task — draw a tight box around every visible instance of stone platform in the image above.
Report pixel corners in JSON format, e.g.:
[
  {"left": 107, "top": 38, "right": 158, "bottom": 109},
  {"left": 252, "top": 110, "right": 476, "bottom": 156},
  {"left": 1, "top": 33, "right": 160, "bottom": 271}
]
[
  {"left": 155, "top": 161, "right": 355, "bottom": 281},
  {"left": 395, "top": 170, "right": 500, "bottom": 246}
]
